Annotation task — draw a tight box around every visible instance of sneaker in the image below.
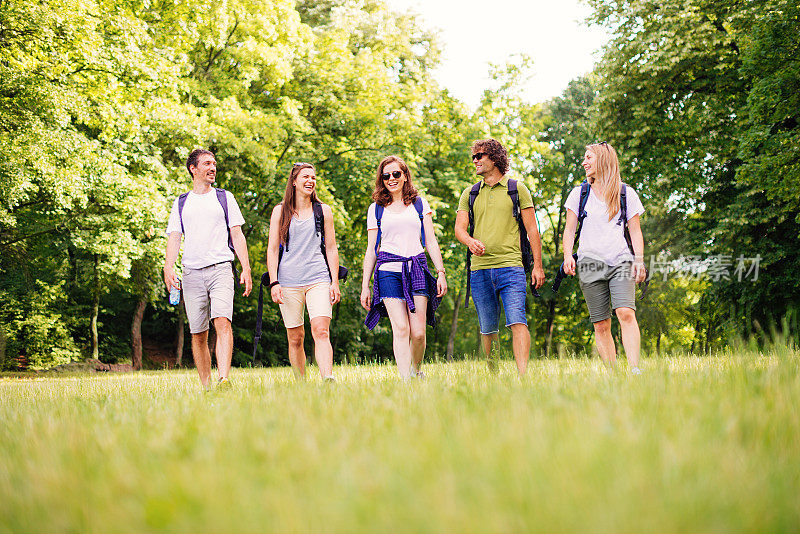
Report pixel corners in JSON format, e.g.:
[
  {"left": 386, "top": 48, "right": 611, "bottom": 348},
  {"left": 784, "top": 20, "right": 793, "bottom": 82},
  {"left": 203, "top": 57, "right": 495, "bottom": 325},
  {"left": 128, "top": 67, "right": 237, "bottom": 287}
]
[
  {"left": 323, "top": 376, "right": 336, "bottom": 383},
  {"left": 415, "top": 370, "right": 426, "bottom": 380},
  {"left": 631, "top": 367, "right": 642, "bottom": 375},
  {"left": 216, "top": 376, "right": 231, "bottom": 389}
]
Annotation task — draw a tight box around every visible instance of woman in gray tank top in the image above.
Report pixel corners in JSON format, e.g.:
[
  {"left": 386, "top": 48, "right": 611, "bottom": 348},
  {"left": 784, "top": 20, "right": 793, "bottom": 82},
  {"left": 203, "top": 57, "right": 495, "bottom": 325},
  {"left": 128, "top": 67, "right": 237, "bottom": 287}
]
[{"left": 266, "top": 163, "right": 342, "bottom": 380}]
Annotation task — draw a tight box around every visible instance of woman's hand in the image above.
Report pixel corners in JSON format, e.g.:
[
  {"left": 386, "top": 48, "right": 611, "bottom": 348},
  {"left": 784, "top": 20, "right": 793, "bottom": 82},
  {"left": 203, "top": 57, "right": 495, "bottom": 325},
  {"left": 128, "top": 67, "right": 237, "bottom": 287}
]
[
  {"left": 564, "top": 255, "right": 576, "bottom": 276},
  {"left": 360, "top": 286, "right": 371, "bottom": 311},
  {"left": 436, "top": 272, "right": 447, "bottom": 297},
  {"left": 270, "top": 283, "right": 284, "bottom": 304},
  {"left": 330, "top": 281, "right": 341, "bottom": 305},
  {"left": 633, "top": 261, "right": 647, "bottom": 284}
]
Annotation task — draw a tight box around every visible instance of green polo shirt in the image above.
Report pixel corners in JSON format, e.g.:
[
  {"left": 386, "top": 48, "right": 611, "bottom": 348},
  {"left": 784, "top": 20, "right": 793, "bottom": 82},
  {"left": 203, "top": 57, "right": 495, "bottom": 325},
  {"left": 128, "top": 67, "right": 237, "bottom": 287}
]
[{"left": 457, "top": 176, "right": 533, "bottom": 271}]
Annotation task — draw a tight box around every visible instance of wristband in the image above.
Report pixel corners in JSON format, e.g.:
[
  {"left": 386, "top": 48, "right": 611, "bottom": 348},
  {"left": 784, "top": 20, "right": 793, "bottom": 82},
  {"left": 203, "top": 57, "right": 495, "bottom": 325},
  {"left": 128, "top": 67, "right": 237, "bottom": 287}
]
[
  {"left": 269, "top": 281, "right": 280, "bottom": 288},
  {"left": 436, "top": 268, "right": 446, "bottom": 275}
]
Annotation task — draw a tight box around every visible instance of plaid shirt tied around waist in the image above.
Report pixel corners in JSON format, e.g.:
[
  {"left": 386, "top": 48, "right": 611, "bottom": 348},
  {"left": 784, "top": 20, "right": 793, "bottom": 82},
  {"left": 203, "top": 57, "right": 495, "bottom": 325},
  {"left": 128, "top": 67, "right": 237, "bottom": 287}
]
[{"left": 364, "top": 251, "right": 441, "bottom": 331}]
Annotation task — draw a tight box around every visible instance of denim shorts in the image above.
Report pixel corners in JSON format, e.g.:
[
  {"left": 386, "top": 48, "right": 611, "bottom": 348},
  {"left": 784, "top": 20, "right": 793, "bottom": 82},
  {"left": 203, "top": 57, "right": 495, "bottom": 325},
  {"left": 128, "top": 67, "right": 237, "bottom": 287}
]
[
  {"left": 377, "top": 270, "right": 428, "bottom": 301},
  {"left": 470, "top": 266, "right": 527, "bottom": 335}
]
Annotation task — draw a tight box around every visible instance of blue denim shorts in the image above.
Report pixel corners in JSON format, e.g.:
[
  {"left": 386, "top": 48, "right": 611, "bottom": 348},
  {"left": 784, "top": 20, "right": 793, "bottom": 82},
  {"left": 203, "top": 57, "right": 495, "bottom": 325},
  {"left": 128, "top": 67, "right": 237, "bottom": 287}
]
[
  {"left": 470, "top": 266, "right": 528, "bottom": 334},
  {"left": 377, "top": 270, "right": 428, "bottom": 301}
]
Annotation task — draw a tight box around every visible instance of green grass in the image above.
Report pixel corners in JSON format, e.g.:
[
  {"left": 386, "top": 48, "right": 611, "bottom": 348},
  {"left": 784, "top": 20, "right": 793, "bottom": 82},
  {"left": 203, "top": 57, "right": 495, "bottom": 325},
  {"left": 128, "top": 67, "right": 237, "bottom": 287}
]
[{"left": 1, "top": 351, "right": 799, "bottom": 533}]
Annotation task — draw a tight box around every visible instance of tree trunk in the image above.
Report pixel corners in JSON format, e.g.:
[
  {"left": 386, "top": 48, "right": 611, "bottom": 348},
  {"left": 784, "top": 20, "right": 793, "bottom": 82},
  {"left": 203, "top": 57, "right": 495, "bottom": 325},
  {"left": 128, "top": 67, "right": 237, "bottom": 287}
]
[
  {"left": 445, "top": 288, "right": 462, "bottom": 362},
  {"left": 0, "top": 325, "right": 6, "bottom": 370},
  {"left": 175, "top": 303, "right": 185, "bottom": 367},
  {"left": 544, "top": 299, "right": 557, "bottom": 357},
  {"left": 131, "top": 299, "right": 146, "bottom": 370},
  {"left": 91, "top": 255, "right": 100, "bottom": 360},
  {"left": 656, "top": 331, "right": 661, "bottom": 355}
]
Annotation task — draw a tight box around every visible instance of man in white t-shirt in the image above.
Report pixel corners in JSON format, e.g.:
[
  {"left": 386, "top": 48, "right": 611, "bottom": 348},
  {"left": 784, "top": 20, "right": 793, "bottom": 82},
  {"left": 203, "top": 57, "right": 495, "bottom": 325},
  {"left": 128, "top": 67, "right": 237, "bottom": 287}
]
[{"left": 164, "top": 149, "right": 252, "bottom": 390}]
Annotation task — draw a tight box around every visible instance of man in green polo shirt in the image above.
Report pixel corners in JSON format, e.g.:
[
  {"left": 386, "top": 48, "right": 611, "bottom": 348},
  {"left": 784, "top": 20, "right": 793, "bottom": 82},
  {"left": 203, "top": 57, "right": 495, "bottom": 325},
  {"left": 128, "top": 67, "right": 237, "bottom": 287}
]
[{"left": 455, "top": 138, "right": 545, "bottom": 375}]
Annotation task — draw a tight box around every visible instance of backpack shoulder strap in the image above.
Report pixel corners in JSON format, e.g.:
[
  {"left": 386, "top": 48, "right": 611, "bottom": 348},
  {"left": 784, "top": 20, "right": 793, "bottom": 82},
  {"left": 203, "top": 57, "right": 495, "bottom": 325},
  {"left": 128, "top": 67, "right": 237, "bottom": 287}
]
[
  {"left": 374, "top": 203, "right": 385, "bottom": 254},
  {"left": 312, "top": 200, "right": 333, "bottom": 280},
  {"left": 507, "top": 179, "right": 521, "bottom": 221},
  {"left": 215, "top": 188, "right": 235, "bottom": 253},
  {"left": 467, "top": 181, "right": 482, "bottom": 236},
  {"left": 177, "top": 192, "right": 190, "bottom": 234},
  {"left": 575, "top": 180, "right": 591, "bottom": 242},
  {"left": 619, "top": 184, "right": 635, "bottom": 255},
  {"left": 413, "top": 196, "right": 426, "bottom": 248}
]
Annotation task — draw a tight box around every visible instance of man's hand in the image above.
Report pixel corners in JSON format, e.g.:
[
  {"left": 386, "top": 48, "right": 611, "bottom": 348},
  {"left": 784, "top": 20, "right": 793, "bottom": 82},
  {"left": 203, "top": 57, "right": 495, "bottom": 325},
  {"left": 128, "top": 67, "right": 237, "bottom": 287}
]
[
  {"left": 163, "top": 265, "right": 180, "bottom": 291},
  {"left": 531, "top": 266, "right": 545, "bottom": 289},
  {"left": 563, "top": 255, "right": 576, "bottom": 276},
  {"left": 330, "top": 281, "right": 341, "bottom": 305},
  {"left": 468, "top": 238, "right": 486, "bottom": 256},
  {"left": 270, "top": 283, "right": 284, "bottom": 304},
  {"left": 240, "top": 268, "right": 252, "bottom": 297}
]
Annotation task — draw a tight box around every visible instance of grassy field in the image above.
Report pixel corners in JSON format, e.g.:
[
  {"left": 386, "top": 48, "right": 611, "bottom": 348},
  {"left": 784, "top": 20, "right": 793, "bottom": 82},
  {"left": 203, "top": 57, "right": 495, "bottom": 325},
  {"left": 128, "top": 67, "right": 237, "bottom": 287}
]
[{"left": 1, "top": 350, "right": 799, "bottom": 533}]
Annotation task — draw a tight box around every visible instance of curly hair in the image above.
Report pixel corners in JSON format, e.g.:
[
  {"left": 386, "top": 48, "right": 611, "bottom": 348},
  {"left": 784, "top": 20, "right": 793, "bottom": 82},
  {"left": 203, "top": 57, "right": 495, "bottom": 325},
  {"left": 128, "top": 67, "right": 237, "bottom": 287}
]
[
  {"left": 372, "top": 155, "right": 418, "bottom": 207},
  {"left": 471, "top": 138, "right": 509, "bottom": 175}
]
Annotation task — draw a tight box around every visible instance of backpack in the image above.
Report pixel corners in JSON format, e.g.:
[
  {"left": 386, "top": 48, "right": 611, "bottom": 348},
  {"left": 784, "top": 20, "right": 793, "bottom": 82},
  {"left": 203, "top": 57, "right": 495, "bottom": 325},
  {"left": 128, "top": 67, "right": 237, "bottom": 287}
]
[
  {"left": 464, "top": 179, "right": 540, "bottom": 308},
  {"left": 178, "top": 188, "right": 235, "bottom": 255},
  {"left": 178, "top": 188, "right": 240, "bottom": 287},
  {"left": 374, "top": 196, "right": 426, "bottom": 253},
  {"left": 252, "top": 200, "right": 348, "bottom": 363},
  {"left": 551, "top": 180, "right": 648, "bottom": 295}
]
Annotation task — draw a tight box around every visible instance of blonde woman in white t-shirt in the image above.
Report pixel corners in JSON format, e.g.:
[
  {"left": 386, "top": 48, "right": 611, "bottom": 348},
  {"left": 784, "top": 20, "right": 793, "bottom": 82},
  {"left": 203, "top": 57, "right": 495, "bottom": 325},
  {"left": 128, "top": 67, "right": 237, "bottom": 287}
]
[
  {"left": 561, "top": 142, "right": 646, "bottom": 373},
  {"left": 361, "top": 156, "right": 447, "bottom": 379}
]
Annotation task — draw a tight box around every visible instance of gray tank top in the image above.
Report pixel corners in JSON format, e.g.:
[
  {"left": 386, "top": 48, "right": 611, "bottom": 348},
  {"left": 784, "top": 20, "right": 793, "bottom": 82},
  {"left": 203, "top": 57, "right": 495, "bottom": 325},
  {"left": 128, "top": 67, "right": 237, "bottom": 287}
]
[{"left": 278, "top": 216, "right": 331, "bottom": 287}]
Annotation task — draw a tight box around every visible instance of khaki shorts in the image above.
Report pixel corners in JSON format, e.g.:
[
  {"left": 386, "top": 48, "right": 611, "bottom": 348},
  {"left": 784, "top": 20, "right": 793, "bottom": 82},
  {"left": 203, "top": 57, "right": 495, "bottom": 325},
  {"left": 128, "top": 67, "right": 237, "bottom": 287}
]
[
  {"left": 577, "top": 258, "right": 636, "bottom": 323},
  {"left": 278, "top": 281, "right": 332, "bottom": 328},
  {"left": 183, "top": 262, "right": 235, "bottom": 334}
]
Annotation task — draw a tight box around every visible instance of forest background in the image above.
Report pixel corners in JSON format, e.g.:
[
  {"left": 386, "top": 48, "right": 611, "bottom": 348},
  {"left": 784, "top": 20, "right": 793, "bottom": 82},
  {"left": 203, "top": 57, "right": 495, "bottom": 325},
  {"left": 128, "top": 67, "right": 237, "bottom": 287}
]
[{"left": 1, "top": 0, "right": 798, "bottom": 370}]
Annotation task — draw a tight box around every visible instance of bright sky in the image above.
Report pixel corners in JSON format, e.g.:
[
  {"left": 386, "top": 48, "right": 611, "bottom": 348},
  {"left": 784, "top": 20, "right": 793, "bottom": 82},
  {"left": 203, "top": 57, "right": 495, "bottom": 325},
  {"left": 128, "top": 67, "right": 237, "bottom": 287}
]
[{"left": 386, "top": 0, "right": 610, "bottom": 109}]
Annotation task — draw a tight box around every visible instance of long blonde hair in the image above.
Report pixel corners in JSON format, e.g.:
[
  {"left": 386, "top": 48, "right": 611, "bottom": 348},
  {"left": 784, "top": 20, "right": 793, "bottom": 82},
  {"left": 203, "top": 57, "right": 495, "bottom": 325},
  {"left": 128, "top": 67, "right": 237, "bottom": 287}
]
[{"left": 586, "top": 142, "right": 622, "bottom": 221}]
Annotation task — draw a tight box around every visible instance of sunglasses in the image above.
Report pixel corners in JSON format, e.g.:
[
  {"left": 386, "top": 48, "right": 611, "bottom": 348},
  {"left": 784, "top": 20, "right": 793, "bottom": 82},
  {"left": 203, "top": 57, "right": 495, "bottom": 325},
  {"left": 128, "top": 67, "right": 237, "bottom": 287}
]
[
  {"left": 472, "top": 152, "right": 487, "bottom": 161},
  {"left": 293, "top": 162, "right": 312, "bottom": 167},
  {"left": 381, "top": 170, "right": 403, "bottom": 181}
]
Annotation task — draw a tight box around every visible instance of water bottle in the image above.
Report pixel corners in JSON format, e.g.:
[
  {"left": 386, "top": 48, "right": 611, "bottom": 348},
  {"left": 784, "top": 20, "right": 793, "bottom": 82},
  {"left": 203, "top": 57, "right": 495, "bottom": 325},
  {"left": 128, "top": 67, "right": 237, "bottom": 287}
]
[{"left": 169, "top": 279, "right": 181, "bottom": 305}]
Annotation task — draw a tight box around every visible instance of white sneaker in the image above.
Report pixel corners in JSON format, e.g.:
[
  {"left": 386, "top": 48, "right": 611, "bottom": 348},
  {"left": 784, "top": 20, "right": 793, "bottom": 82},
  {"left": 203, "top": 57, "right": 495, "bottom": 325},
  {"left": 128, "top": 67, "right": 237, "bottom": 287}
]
[{"left": 631, "top": 367, "right": 642, "bottom": 375}]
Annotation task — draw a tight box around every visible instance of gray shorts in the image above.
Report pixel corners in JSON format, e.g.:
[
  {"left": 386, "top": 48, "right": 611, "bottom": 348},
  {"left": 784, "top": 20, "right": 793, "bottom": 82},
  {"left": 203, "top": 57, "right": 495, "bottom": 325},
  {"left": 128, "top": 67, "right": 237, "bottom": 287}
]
[
  {"left": 577, "top": 258, "right": 636, "bottom": 323},
  {"left": 182, "top": 262, "right": 235, "bottom": 334}
]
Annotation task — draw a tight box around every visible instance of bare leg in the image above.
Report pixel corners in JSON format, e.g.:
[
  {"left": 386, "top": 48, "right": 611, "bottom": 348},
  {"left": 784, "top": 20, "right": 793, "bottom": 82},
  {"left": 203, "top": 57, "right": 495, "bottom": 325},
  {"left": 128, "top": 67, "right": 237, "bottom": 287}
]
[
  {"left": 383, "top": 298, "right": 413, "bottom": 378},
  {"left": 509, "top": 323, "right": 531, "bottom": 375},
  {"left": 310, "top": 316, "right": 334, "bottom": 378},
  {"left": 593, "top": 318, "right": 617, "bottom": 368},
  {"left": 190, "top": 330, "right": 212, "bottom": 387},
  {"left": 481, "top": 333, "right": 499, "bottom": 372},
  {"left": 213, "top": 317, "right": 233, "bottom": 380},
  {"left": 615, "top": 307, "right": 641, "bottom": 369},
  {"left": 408, "top": 295, "right": 428, "bottom": 374},
  {"left": 286, "top": 326, "right": 306, "bottom": 378}
]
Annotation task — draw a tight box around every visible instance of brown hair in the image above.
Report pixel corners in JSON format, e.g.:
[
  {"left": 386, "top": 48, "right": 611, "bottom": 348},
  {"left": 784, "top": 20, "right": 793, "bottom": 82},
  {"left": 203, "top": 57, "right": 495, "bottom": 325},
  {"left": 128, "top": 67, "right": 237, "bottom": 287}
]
[
  {"left": 278, "top": 163, "right": 318, "bottom": 245},
  {"left": 585, "top": 143, "right": 622, "bottom": 221},
  {"left": 372, "top": 155, "right": 418, "bottom": 207},
  {"left": 186, "top": 148, "right": 214, "bottom": 179},
  {"left": 471, "top": 138, "right": 509, "bottom": 175}
]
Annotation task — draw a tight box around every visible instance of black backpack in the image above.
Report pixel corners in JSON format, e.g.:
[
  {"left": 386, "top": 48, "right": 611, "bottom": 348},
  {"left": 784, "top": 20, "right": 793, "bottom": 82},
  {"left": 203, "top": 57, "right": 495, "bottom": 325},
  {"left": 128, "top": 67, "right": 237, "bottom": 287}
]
[
  {"left": 252, "top": 200, "right": 347, "bottom": 363},
  {"left": 464, "top": 179, "right": 540, "bottom": 308},
  {"left": 552, "top": 180, "right": 648, "bottom": 295}
]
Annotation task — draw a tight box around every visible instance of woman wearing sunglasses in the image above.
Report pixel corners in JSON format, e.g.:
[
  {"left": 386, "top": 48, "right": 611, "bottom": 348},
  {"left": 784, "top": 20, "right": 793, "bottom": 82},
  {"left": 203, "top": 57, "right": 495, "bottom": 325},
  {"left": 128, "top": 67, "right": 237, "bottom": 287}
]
[
  {"left": 561, "top": 142, "right": 646, "bottom": 374},
  {"left": 361, "top": 156, "right": 447, "bottom": 379},
  {"left": 267, "top": 162, "right": 341, "bottom": 380}
]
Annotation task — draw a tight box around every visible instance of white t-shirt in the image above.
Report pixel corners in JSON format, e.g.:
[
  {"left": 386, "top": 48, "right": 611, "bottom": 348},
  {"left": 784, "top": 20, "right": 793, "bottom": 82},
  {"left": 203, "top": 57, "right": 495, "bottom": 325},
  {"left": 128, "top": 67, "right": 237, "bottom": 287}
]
[
  {"left": 367, "top": 197, "right": 432, "bottom": 272},
  {"left": 166, "top": 189, "right": 245, "bottom": 269},
  {"left": 564, "top": 184, "right": 644, "bottom": 266}
]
